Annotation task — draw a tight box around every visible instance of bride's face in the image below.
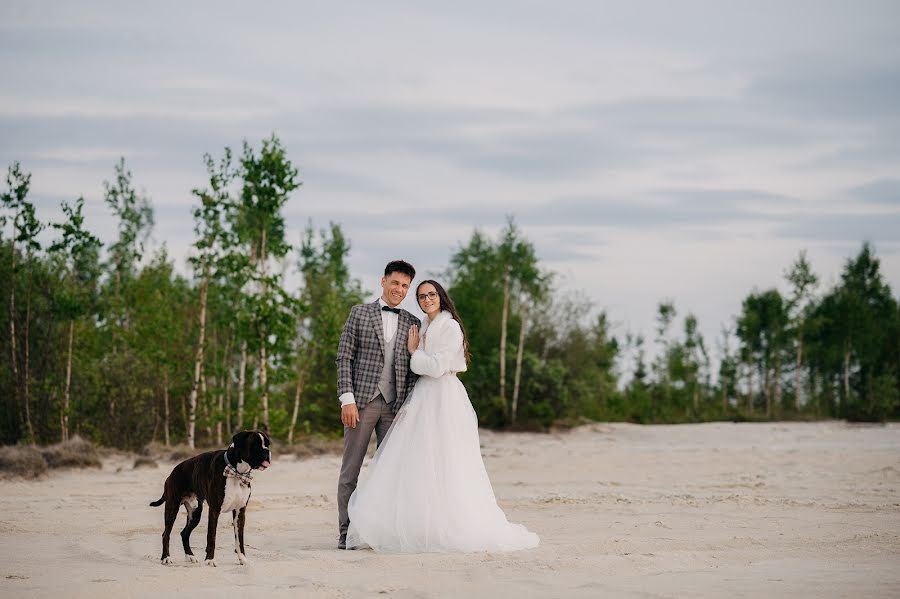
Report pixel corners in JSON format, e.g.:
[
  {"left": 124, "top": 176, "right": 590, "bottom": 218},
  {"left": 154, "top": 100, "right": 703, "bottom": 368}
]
[{"left": 417, "top": 283, "right": 440, "bottom": 317}]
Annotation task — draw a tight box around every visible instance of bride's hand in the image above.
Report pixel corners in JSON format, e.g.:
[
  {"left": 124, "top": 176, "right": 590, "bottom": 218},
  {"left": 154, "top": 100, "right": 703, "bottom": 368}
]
[{"left": 407, "top": 325, "right": 419, "bottom": 354}]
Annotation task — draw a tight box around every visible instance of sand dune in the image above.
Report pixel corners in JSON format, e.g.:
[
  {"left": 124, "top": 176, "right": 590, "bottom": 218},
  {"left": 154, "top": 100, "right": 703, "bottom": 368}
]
[{"left": 1, "top": 421, "right": 899, "bottom": 598}]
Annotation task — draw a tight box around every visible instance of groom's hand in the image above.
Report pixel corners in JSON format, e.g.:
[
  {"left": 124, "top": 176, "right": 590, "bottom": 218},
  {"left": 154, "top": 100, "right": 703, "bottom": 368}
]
[{"left": 341, "top": 403, "right": 360, "bottom": 428}]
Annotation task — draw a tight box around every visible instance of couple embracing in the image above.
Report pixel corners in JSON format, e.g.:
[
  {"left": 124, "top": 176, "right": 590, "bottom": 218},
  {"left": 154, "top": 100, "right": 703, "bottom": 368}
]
[{"left": 336, "top": 260, "right": 539, "bottom": 553}]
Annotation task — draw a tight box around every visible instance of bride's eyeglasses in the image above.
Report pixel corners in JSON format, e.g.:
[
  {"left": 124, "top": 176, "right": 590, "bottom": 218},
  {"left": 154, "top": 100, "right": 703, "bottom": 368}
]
[{"left": 417, "top": 291, "right": 438, "bottom": 302}]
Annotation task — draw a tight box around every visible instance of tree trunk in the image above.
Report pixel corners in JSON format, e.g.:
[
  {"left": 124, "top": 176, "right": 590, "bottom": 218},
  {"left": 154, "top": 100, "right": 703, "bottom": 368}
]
[
  {"left": 764, "top": 359, "right": 771, "bottom": 418},
  {"left": 795, "top": 338, "right": 803, "bottom": 411},
  {"left": 202, "top": 373, "right": 212, "bottom": 443},
  {"left": 218, "top": 332, "right": 232, "bottom": 444},
  {"left": 23, "top": 257, "right": 34, "bottom": 440},
  {"left": 224, "top": 351, "right": 233, "bottom": 436},
  {"left": 181, "top": 392, "right": 187, "bottom": 436},
  {"left": 187, "top": 273, "right": 209, "bottom": 449},
  {"left": 746, "top": 360, "right": 754, "bottom": 415},
  {"left": 773, "top": 359, "right": 782, "bottom": 417},
  {"left": 215, "top": 387, "right": 223, "bottom": 446},
  {"left": 721, "top": 370, "right": 728, "bottom": 413},
  {"left": 8, "top": 241, "right": 22, "bottom": 433},
  {"left": 511, "top": 307, "right": 526, "bottom": 424},
  {"left": 62, "top": 318, "right": 74, "bottom": 442},
  {"left": 259, "top": 344, "right": 269, "bottom": 432},
  {"left": 151, "top": 407, "right": 159, "bottom": 444},
  {"left": 499, "top": 262, "right": 510, "bottom": 412},
  {"left": 812, "top": 370, "right": 821, "bottom": 416},
  {"left": 288, "top": 363, "right": 307, "bottom": 445},
  {"left": 237, "top": 339, "right": 247, "bottom": 431},
  {"left": 216, "top": 337, "right": 231, "bottom": 445},
  {"left": 842, "top": 343, "right": 850, "bottom": 406},
  {"left": 163, "top": 369, "right": 170, "bottom": 446},
  {"left": 258, "top": 226, "right": 269, "bottom": 432}
]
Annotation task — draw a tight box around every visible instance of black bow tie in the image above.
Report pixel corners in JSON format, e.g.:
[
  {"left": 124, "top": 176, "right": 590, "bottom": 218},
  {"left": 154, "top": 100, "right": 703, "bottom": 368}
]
[{"left": 381, "top": 305, "right": 401, "bottom": 314}]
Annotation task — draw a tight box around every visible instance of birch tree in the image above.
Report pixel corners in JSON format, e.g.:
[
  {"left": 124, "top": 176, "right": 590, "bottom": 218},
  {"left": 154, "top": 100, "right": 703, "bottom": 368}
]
[
  {"left": 186, "top": 150, "right": 235, "bottom": 448},
  {"left": 50, "top": 197, "right": 101, "bottom": 442},
  {"left": 237, "top": 135, "right": 300, "bottom": 431}
]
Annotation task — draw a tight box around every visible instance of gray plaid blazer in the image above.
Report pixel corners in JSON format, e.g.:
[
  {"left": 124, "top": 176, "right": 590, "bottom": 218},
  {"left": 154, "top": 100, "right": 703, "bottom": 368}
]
[{"left": 336, "top": 300, "right": 420, "bottom": 413}]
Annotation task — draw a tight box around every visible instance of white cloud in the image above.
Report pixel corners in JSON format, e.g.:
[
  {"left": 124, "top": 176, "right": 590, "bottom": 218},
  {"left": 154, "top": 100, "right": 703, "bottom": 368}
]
[{"left": 1, "top": 0, "right": 899, "bottom": 373}]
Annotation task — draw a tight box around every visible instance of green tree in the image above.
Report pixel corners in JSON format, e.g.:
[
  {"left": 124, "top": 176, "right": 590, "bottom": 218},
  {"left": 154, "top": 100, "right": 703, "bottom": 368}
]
[
  {"left": 681, "top": 313, "right": 709, "bottom": 416},
  {"left": 1, "top": 162, "right": 42, "bottom": 440},
  {"left": 737, "top": 289, "right": 789, "bottom": 417},
  {"left": 653, "top": 300, "right": 677, "bottom": 411},
  {"left": 716, "top": 326, "right": 739, "bottom": 414},
  {"left": 811, "top": 243, "right": 899, "bottom": 420},
  {"left": 784, "top": 250, "right": 818, "bottom": 411},
  {"left": 291, "top": 222, "right": 364, "bottom": 440},
  {"left": 103, "top": 158, "right": 154, "bottom": 310},
  {"left": 445, "top": 230, "right": 506, "bottom": 424},
  {"left": 186, "top": 149, "right": 236, "bottom": 448},
  {"left": 49, "top": 197, "right": 101, "bottom": 441},
  {"left": 237, "top": 135, "right": 301, "bottom": 431}
]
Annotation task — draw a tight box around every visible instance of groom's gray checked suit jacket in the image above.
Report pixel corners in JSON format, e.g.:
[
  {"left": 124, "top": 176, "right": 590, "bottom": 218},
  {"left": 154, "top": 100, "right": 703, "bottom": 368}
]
[{"left": 336, "top": 300, "right": 419, "bottom": 413}]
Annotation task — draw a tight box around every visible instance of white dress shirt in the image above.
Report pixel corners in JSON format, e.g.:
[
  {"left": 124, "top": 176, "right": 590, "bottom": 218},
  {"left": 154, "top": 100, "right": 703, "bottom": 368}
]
[{"left": 339, "top": 298, "right": 400, "bottom": 407}]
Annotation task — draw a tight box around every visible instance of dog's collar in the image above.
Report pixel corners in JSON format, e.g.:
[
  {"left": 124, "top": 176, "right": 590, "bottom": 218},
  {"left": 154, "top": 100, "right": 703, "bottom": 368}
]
[{"left": 223, "top": 451, "right": 253, "bottom": 488}]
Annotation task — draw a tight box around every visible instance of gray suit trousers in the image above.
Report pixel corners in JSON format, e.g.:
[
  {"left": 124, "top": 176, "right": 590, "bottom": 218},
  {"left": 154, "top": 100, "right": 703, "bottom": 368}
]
[{"left": 337, "top": 395, "right": 395, "bottom": 535}]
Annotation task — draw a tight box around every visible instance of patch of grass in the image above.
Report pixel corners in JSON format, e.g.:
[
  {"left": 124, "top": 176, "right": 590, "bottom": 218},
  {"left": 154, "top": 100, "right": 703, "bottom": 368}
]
[
  {"left": 133, "top": 456, "right": 158, "bottom": 469},
  {"left": 0, "top": 445, "right": 48, "bottom": 479},
  {"left": 40, "top": 436, "right": 101, "bottom": 469},
  {"left": 0, "top": 436, "right": 103, "bottom": 479}
]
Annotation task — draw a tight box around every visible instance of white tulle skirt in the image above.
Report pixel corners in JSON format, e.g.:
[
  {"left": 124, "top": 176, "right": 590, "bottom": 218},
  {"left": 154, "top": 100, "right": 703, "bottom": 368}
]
[{"left": 347, "top": 374, "right": 539, "bottom": 553}]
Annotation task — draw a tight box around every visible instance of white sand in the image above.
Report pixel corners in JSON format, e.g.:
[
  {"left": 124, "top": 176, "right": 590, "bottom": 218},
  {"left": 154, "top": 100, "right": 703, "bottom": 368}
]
[{"left": 1, "top": 421, "right": 899, "bottom": 598}]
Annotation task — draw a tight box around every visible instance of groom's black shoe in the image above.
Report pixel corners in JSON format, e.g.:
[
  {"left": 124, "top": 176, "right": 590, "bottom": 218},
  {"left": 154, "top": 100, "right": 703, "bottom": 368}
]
[{"left": 338, "top": 533, "right": 347, "bottom": 550}]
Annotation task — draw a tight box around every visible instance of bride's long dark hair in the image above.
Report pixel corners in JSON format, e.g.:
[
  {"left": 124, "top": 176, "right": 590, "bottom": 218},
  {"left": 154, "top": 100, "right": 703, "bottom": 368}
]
[{"left": 417, "top": 279, "right": 471, "bottom": 365}]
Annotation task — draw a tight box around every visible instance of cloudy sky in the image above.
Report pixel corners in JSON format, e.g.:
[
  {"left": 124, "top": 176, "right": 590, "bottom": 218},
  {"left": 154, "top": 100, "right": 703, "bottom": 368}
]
[{"left": 2, "top": 0, "right": 899, "bottom": 369}]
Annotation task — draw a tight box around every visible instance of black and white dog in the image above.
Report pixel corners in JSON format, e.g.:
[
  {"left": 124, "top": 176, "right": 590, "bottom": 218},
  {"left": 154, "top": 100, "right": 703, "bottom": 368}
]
[{"left": 150, "top": 430, "right": 271, "bottom": 566}]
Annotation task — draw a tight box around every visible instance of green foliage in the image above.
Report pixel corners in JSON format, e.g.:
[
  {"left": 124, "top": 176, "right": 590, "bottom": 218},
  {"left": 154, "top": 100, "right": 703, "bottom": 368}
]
[
  {"left": 103, "top": 158, "right": 154, "bottom": 281},
  {"left": 2, "top": 147, "right": 899, "bottom": 448},
  {"left": 445, "top": 226, "right": 617, "bottom": 429},
  {"left": 293, "top": 222, "right": 366, "bottom": 433},
  {"left": 806, "top": 243, "right": 900, "bottom": 420}
]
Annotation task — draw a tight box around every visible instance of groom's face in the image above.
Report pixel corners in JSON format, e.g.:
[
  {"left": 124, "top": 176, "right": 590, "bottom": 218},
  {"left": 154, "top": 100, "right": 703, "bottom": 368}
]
[{"left": 381, "top": 271, "right": 412, "bottom": 307}]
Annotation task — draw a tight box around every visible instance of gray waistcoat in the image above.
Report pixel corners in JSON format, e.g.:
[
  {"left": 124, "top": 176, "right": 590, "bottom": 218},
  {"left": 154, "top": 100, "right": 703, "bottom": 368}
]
[{"left": 375, "top": 333, "right": 397, "bottom": 404}]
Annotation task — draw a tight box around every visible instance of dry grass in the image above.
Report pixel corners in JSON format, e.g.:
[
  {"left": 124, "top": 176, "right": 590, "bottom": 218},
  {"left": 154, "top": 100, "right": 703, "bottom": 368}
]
[
  {"left": 132, "top": 456, "right": 158, "bottom": 469},
  {"left": 1, "top": 434, "right": 345, "bottom": 480},
  {"left": 0, "top": 445, "right": 49, "bottom": 479},
  {"left": 40, "top": 436, "right": 102, "bottom": 469},
  {"left": 0, "top": 436, "right": 101, "bottom": 479}
]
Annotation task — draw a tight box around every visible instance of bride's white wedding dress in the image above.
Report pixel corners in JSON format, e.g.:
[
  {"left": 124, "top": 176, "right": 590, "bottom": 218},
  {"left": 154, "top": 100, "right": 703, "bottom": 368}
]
[{"left": 346, "top": 310, "right": 539, "bottom": 553}]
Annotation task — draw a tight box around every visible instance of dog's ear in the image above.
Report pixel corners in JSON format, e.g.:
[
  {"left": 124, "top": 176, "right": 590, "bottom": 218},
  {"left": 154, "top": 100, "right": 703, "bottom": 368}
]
[{"left": 231, "top": 431, "right": 249, "bottom": 448}]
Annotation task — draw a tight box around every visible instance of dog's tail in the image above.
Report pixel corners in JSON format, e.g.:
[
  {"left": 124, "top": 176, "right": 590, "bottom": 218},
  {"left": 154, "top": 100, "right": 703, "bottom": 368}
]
[{"left": 149, "top": 495, "right": 165, "bottom": 507}]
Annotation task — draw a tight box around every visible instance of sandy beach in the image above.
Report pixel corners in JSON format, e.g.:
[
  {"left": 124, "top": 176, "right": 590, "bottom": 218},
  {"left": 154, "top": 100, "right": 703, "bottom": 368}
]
[{"left": 1, "top": 421, "right": 899, "bottom": 598}]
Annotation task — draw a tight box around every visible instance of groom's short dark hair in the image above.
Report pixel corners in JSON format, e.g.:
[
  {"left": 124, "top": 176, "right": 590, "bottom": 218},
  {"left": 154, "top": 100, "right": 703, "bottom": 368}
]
[{"left": 384, "top": 260, "right": 416, "bottom": 280}]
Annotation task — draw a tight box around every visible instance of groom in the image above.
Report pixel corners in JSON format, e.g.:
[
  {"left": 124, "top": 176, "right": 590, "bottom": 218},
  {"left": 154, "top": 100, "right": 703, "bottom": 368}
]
[{"left": 335, "top": 259, "right": 420, "bottom": 549}]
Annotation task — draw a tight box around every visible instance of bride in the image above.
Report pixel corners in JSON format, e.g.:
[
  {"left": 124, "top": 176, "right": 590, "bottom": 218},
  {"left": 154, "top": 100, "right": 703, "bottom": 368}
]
[{"left": 346, "top": 279, "right": 539, "bottom": 553}]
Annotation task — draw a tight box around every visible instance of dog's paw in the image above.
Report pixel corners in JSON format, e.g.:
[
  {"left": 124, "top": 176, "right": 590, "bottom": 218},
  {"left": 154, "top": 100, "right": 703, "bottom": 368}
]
[
  {"left": 204, "top": 559, "right": 217, "bottom": 567},
  {"left": 161, "top": 556, "right": 173, "bottom": 565},
  {"left": 186, "top": 554, "right": 199, "bottom": 564},
  {"left": 237, "top": 553, "right": 249, "bottom": 565}
]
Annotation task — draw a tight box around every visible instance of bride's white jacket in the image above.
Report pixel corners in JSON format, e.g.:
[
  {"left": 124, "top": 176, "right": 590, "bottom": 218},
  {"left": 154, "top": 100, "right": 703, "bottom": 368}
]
[{"left": 410, "top": 311, "right": 467, "bottom": 378}]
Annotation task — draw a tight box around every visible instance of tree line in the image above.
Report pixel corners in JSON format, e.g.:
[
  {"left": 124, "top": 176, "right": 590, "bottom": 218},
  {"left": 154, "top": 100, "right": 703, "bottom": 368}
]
[{"left": 2, "top": 138, "right": 899, "bottom": 448}]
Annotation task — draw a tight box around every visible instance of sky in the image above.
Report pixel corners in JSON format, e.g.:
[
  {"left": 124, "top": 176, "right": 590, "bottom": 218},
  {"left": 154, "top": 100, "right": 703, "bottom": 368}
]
[{"left": 2, "top": 0, "right": 899, "bottom": 374}]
